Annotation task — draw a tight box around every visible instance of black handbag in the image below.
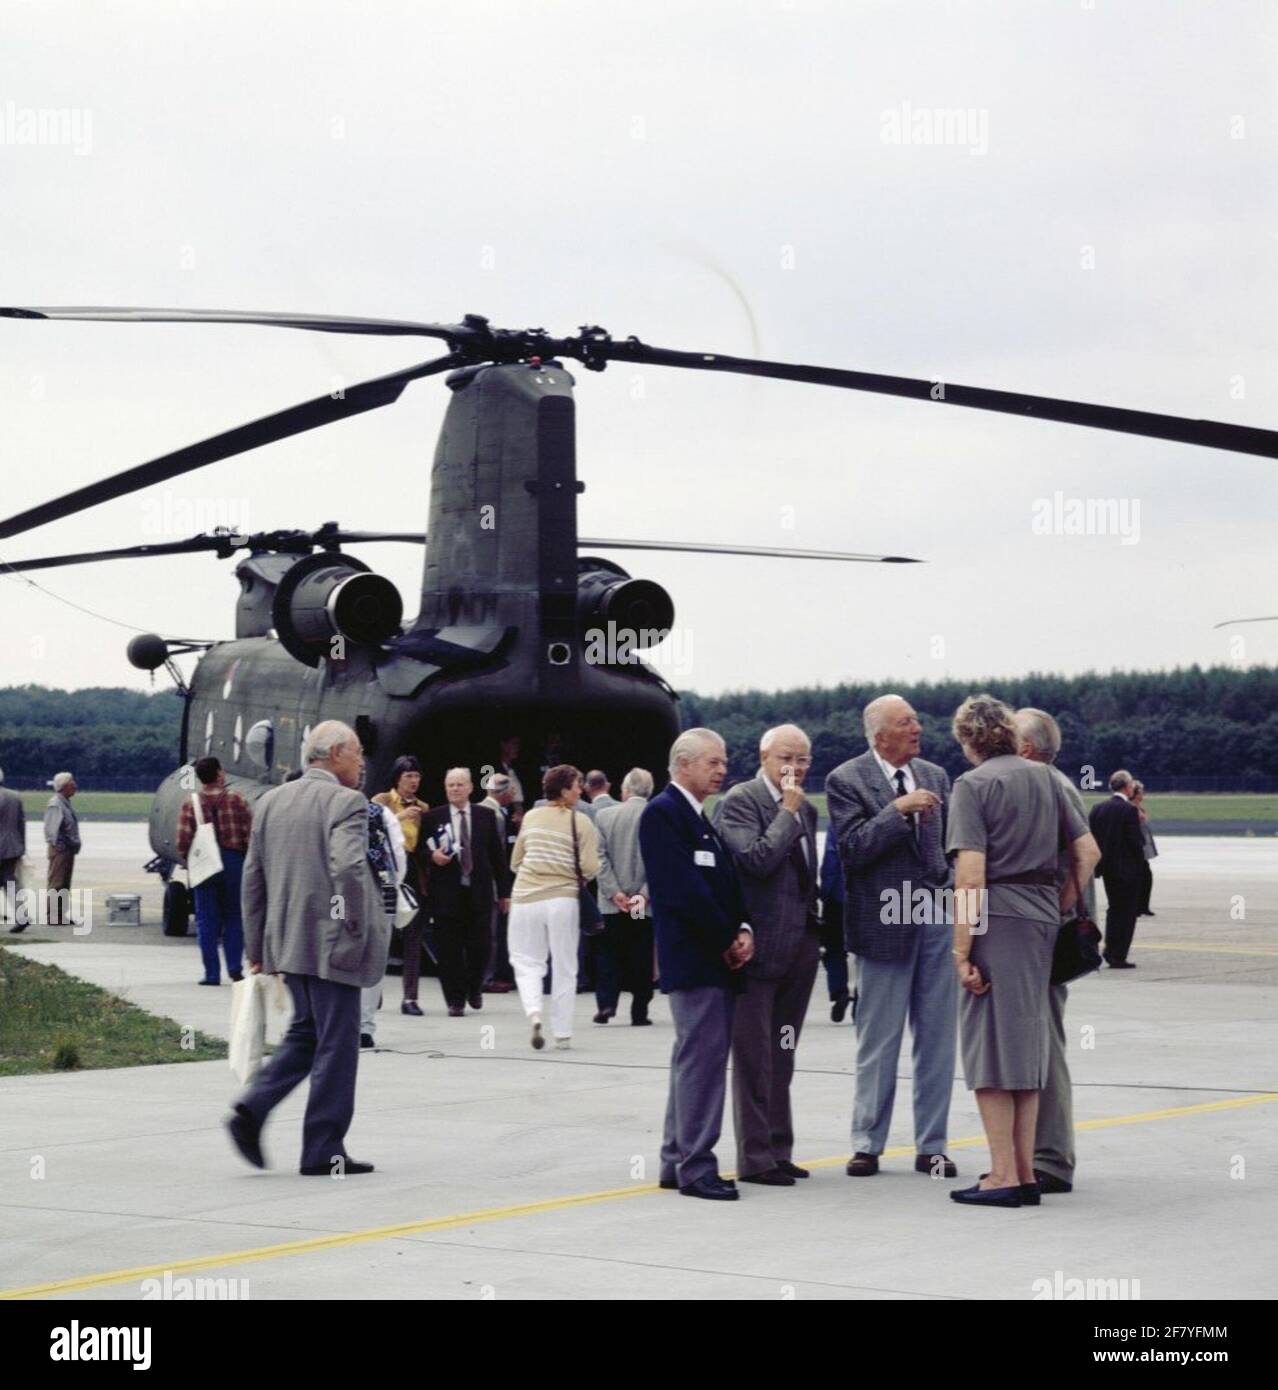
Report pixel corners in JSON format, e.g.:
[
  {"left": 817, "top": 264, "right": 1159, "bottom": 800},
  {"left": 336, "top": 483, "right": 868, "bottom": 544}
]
[
  {"left": 571, "top": 811, "right": 604, "bottom": 938},
  {"left": 1052, "top": 851, "right": 1103, "bottom": 986}
]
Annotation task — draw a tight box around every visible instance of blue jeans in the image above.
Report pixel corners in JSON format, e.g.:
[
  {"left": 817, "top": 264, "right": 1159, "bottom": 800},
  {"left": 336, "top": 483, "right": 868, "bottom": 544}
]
[{"left": 193, "top": 848, "right": 245, "bottom": 982}]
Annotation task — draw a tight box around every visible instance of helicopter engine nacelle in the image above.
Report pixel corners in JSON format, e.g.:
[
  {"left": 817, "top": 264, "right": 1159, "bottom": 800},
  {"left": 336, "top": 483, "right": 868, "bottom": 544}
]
[
  {"left": 272, "top": 552, "right": 403, "bottom": 667},
  {"left": 577, "top": 560, "right": 674, "bottom": 659}
]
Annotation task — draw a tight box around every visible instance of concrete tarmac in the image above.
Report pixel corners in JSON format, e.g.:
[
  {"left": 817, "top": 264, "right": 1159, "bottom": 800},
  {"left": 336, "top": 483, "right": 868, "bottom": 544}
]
[{"left": 1, "top": 830, "right": 1275, "bottom": 1301}]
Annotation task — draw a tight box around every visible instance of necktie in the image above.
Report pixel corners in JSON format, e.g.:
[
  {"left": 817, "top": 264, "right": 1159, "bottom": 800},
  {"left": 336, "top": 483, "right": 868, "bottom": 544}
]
[
  {"left": 895, "top": 769, "right": 918, "bottom": 841},
  {"left": 459, "top": 809, "right": 473, "bottom": 878}
]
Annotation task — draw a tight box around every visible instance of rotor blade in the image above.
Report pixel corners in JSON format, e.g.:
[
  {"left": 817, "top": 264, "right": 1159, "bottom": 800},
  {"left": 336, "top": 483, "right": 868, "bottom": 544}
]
[
  {"left": 579, "top": 538, "right": 921, "bottom": 563},
  {"left": 0, "top": 305, "right": 463, "bottom": 342},
  {"left": 0, "top": 536, "right": 231, "bottom": 574},
  {"left": 594, "top": 341, "right": 1278, "bottom": 460},
  {"left": 0, "top": 354, "right": 459, "bottom": 540},
  {"left": 1213, "top": 615, "right": 1278, "bottom": 629}
]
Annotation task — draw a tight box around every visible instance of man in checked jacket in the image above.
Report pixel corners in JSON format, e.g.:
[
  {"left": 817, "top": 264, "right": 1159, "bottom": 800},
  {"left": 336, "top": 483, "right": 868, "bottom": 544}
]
[{"left": 825, "top": 694, "right": 959, "bottom": 1182}]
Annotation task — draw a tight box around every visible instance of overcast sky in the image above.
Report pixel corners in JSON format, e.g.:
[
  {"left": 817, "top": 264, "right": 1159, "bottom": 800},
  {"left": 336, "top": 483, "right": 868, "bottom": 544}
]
[{"left": 1, "top": 0, "right": 1275, "bottom": 697}]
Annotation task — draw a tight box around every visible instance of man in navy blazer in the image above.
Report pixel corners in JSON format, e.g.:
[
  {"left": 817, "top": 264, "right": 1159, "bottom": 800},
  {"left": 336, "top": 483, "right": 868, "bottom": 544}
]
[{"left": 640, "top": 728, "right": 753, "bottom": 1201}]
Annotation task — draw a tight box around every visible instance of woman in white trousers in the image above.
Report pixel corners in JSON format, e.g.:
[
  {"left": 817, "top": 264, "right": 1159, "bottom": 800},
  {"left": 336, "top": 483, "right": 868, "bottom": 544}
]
[{"left": 507, "top": 764, "right": 601, "bottom": 1050}]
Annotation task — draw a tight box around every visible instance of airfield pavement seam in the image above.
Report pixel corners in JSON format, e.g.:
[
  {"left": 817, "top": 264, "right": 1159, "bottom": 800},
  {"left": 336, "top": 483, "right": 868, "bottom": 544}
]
[{"left": 3, "top": 1090, "right": 1275, "bottom": 1301}]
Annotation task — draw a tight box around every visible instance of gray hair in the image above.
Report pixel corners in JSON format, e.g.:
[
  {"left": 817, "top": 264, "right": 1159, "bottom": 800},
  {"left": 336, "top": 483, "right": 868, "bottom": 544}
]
[
  {"left": 621, "top": 767, "right": 654, "bottom": 798},
  {"left": 669, "top": 728, "right": 724, "bottom": 775},
  {"left": 759, "top": 723, "right": 810, "bottom": 755},
  {"left": 863, "top": 693, "right": 907, "bottom": 743},
  {"left": 1013, "top": 707, "right": 1062, "bottom": 763},
  {"left": 487, "top": 772, "right": 512, "bottom": 795},
  {"left": 1110, "top": 769, "right": 1133, "bottom": 792},
  {"left": 303, "top": 720, "right": 357, "bottom": 764},
  {"left": 444, "top": 766, "right": 474, "bottom": 784}
]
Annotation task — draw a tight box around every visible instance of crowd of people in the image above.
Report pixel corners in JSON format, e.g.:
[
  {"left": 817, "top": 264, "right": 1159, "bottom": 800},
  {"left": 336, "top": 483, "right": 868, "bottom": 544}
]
[{"left": 212, "top": 697, "right": 1161, "bottom": 1200}]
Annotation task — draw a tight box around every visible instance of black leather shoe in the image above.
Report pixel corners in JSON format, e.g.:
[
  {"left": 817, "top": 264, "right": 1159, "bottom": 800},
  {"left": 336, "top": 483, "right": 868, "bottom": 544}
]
[
  {"left": 1034, "top": 1168, "right": 1073, "bottom": 1194},
  {"left": 229, "top": 972, "right": 244, "bottom": 982},
  {"left": 226, "top": 1104, "right": 266, "bottom": 1169},
  {"left": 360, "top": 1033, "right": 375, "bottom": 1049},
  {"left": 593, "top": 1010, "right": 613, "bottom": 1024},
  {"left": 467, "top": 993, "right": 483, "bottom": 1010},
  {"left": 830, "top": 994, "right": 851, "bottom": 1023},
  {"left": 950, "top": 1182, "right": 1022, "bottom": 1207},
  {"left": 739, "top": 1168, "right": 796, "bottom": 1186},
  {"left": 631, "top": 1015, "right": 652, "bottom": 1026},
  {"left": 846, "top": 1152, "right": 879, "bottom": 1176},
  {"left": 915, "top": 1152, "right": 958, "bottom": 1178},
  {"left": 1108, "top": 960, "right": 1137, "bottom": 969},
  {"left": 447, "top": 1005, "right": 464, "bottom": 1017},
  {"left": 1020, "top": 1181, "right": 1041, "bottom": 1205},
  {"left": 659, "top": 1177, "right": 678, "bottom": 1190},
  {"left": 777, "top": 1160, "right": 810, "bottom": 1179},
  {"left": 680, "top": 1176, "right": 739, "bottom": 1201},
  {"left": 198, "top": 979, "right": 219, "bottom": 986},
  {"left": 300, "top": 1158, "right": 375, "bottom": 1176},
  {"left": 401, "top": 1000, "right": 423, "bottom": 1016}
]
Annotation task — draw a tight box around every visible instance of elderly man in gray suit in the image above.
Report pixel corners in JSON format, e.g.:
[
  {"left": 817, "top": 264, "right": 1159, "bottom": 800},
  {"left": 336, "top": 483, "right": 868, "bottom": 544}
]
[
  {"left": 716, "top": 725, "right": 821, "bottom": 1186},
  {"left": 0, "top": 767, "right": 26, "bottom": 931},
  {"left": 826, "top": 695, "right": 958, "bottom": 1179},
  {"left": 225, "top": 720, "right": 390, "bottom": 1177},
  {"left": 1015, "top": 707, "right": 1096, "bottom": 1197},
  {"left": 593, "top": 767, "right": 655, "bottom": 1026}
]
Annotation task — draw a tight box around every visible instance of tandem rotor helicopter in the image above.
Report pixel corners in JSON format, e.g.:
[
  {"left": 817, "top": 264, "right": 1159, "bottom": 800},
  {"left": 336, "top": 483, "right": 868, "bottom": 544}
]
[{"left": 2, "top": 304, "right": 1276, "bottom": 933}]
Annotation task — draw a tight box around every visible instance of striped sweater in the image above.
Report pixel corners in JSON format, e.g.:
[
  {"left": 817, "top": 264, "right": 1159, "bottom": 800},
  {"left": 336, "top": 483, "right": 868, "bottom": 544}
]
[{"left": 510, "top": 805, "right": 601, "bottom": 903}]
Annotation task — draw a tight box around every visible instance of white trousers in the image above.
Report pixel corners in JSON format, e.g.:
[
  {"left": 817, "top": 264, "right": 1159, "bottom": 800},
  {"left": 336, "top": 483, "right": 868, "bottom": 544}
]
[
  {"left": 508, "top": 896, "right": 580, "bottom": 1039},
  {"left": 360, "top": 985, "right": 381, "bottom": 1037}
]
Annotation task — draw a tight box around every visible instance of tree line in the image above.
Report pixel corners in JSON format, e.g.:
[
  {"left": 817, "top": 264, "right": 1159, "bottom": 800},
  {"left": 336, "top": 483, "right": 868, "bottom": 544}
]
[
  {"left": 679, "top": 665, "right": 1278, "bottom": 787},
  {"left": 0, "top": 665, "right": 1275, "bottom": 788}
]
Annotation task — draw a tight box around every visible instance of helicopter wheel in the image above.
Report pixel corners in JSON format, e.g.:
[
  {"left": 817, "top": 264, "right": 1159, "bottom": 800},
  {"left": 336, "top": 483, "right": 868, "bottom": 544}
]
[{"left": 162, "top": 879, "right": 190, "bottom": 937}]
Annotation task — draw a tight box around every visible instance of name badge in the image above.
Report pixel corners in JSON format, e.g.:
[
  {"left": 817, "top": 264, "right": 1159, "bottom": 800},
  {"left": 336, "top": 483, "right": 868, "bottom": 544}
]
[{"left": 695, "top": 850, "right": 716, "bottom": 867}]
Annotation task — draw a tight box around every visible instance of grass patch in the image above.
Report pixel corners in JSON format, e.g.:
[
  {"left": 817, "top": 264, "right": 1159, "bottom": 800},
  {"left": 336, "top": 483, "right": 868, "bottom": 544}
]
[
  {"left": 19, "top": 791, "right": 154, "bottom": 819},
  {"left": 0, "top": 945, "right": 226, "bottom": 1076}
]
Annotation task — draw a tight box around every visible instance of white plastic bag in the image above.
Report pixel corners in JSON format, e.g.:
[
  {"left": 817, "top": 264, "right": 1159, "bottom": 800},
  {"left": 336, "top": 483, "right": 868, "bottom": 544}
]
[{"left": 228, "top": 975, "right": 266, "bottom": 1083}]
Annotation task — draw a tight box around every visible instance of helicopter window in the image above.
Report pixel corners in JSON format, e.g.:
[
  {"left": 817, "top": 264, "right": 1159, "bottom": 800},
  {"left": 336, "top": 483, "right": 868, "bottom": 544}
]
[{"left": 245, "top": 719, "right": 274, "bottom": 772}]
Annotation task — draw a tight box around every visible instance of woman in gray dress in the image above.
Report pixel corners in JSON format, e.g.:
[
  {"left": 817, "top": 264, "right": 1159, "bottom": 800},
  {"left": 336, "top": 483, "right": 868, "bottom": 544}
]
[{"left": 945, "top": 695, "right": 1100, "bottom": 1208}]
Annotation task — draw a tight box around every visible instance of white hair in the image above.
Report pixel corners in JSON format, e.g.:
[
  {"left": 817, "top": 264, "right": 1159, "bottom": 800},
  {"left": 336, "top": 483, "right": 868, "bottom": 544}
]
[
  {"left": 1013, "top": 707, "right": 1062, "bottom": 763},
  {"left": 444, "top": 766, "right": 473, "bottom": 784},
  {"left": 759, "top": 724, "right": 810, "bottom": 755},
  {"left": 863, "top": 694, "right": 907, "bottom": 743},
  {"left": 668, "top": 728, "right": 724, "bottom": 775},
  {"left": 0, "top": 767, "right": 5, "bottom": 783},
  {"left": 621, "top": 767, "right": 654, "bottom": 798},
  {"left": 303, "top": 720, "right": 357, "bottom": 764}
]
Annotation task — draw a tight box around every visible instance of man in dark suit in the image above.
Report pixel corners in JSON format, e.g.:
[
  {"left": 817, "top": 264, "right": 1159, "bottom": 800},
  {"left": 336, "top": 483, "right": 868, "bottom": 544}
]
[
  {"left": 715, "top": 724, "right": 821, "bottom": 1186},
  {"left": 0, "top": 767, "right": 27, "bottom": 931},
  {"left": 1088, "top": 769, "right": 1145, "bottom": 968},
  {"left": 825, "top": 694, "right": 957, "bottom": 1180},
  {"left": 422, "top": 767, "right": 511, "bottom": 1015},
  {"left": 640, "top": 728, "right": 753, "bottom": 1201}
]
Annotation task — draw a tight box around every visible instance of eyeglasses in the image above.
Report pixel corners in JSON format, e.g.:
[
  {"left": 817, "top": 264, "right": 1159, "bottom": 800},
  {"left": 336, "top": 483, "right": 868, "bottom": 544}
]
[{"left": 775, "top": 755, "right": 813, "bottom": 767}]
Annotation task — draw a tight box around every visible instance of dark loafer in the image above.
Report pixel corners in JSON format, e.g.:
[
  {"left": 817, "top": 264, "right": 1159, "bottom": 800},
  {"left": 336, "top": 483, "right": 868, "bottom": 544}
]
[
  {"left": 300, "top": 1158, "right": 375, "bottom": 1176},
  {"left": 846, "top": 1152, "right": 879, "bottom": 1176},
  {"left": 680, "top": 1176, "right": 739, "bottom": 1201},
  {"left": 225, "top": 1104, "right": 266, "bottom": 1170},
  {"left": 950, "top": 1182, "right": 1022, "bottom": 1207},
  {"left": 1034, "top": 1168, "right": 1073, "bottom": 1194},
  {"left": 592, "top": 1010, "right": 613, "bottom": 1024},
  {"left": 401, "top": 1000, "right": 423, "bottom": 1016},
  {"left": 659, "top": 1177, "right": 678, "bottom": 1190},
  {"left": 776, "top": 1160, "right": 810, "bottom": 1179},
  {"left": 359, "top": 1033, "right": 375, "bottom": 1050},
  {"left": 830, "top": 994, "right": 851, "bottom": 1023},
  {"left": 739, "top": 1168, "right": 796, "bottom": 1186},
  {"left": 980, "top": 1171, "right": 1042, "bottom": 1205},
  {"left": 915, "top": 1152, "right": 958, "bottom": 1178}
]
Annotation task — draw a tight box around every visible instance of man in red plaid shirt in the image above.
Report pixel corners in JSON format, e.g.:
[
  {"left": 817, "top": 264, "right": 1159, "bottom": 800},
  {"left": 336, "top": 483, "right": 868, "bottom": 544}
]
[{"left": 176, "top": 757, "right": 254, "bottom": 986}]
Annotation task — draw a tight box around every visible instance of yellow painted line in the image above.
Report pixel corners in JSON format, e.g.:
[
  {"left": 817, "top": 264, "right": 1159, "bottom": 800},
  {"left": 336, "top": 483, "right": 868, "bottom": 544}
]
[
  {"left": 1133, "top": 942, "right": 1278, "bottom": 958},
  {"left": 4, "top": 1090, "right": 1277, "bottom": 1300}
]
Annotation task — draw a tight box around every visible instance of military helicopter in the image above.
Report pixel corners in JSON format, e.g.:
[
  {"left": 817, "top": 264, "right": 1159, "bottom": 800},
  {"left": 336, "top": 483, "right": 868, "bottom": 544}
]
[{"left": 2, "top": 305, "right": 1276, "bottom": 933}]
